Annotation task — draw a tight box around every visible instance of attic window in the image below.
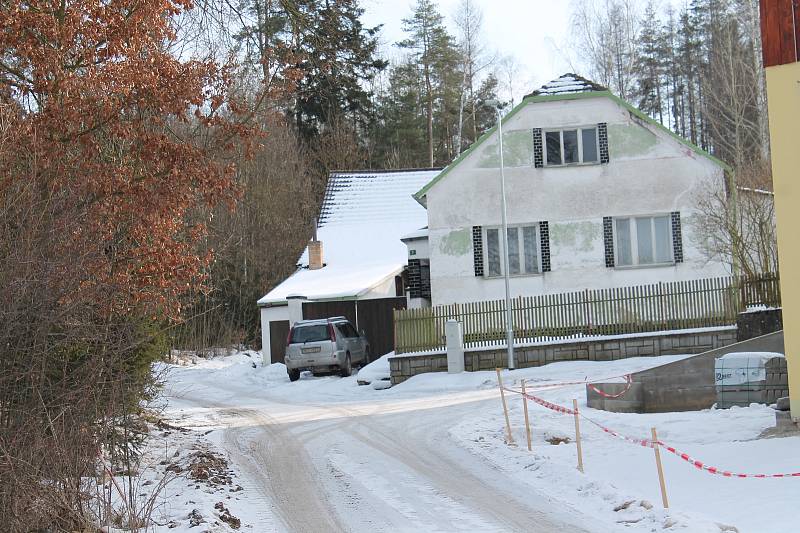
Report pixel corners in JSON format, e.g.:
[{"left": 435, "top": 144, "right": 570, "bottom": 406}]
[{"left": 544, "top": 127, "right": 599, "bottom": 166}]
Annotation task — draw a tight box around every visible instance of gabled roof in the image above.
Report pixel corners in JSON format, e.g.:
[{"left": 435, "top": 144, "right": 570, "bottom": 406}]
[
  {"left": 258, "top": 169, "right": 440, "bottom": 306},
  {"left": 413, "top": 74, "right": 729, "bottom": 204}
]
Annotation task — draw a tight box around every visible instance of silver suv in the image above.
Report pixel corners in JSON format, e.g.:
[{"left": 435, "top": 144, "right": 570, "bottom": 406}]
[{"left": 285, "top": 317, "right": 370, "bottom": 381}]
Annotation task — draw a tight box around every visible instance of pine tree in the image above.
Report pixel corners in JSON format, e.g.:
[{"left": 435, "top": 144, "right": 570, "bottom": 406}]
[
  {"left": 236, "top": 0, "right": 387, "bottom": 140},
  {"left": 635, "top": 1, "right": 665, "bottom": 124},
  {"left": 398, "top": 0, "right": 458, "bottom": 167}
]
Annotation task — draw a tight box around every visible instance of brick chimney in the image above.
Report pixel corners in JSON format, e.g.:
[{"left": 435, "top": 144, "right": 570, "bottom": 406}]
[{"left": 308, "top": 239, "right": 324, "bottom": 270}]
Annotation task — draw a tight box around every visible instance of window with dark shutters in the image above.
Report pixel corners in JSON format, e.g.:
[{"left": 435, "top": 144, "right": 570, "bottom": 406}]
[
  {"left": 605, "top": 214, "right": 680, "bottom": 268},
  {"left": 480, "top": 224, "right": 543, "bottom": 277}
]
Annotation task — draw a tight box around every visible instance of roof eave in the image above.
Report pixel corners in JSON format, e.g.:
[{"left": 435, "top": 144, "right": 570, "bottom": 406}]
[{"left": 256, "top": 266, "right": 406, "bottom": 307}]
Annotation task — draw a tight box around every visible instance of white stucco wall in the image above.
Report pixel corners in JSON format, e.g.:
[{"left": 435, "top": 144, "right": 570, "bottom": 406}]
[
  {"left": 424, "top": 95, "right": 730, "bottom": 306},
  {"left": 260, "top": 305, "right": 289, "bottom": 365},
  {"left": 404, "top": 237, "right": 430, "bottom": 260}
]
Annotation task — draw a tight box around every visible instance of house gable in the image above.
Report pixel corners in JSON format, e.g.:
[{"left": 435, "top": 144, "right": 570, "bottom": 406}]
[
  {"left": 418, "top": 75, "right": 731, "bottom": 307},
  {"left": 414, "top": 87, "right": 729, "bottom": 205}
]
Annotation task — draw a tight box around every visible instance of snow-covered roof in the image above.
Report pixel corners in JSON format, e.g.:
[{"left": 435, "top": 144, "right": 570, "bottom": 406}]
[
  {"left": 401, "top": 227, "right": 428, "bottom": 241},
  {"left": 525, "top": 73, "right": 608, "bottom": 98},
  {"left": 258, "top": 169, "right": 440, "bottom": 305}
]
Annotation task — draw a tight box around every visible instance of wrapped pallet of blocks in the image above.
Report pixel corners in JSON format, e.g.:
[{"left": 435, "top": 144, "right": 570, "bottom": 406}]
[{"left": 714, "top": 352, "right": 786, "bottom": 408}]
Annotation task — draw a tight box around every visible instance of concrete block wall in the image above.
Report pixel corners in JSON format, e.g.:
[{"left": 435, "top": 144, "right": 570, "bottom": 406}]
[
  {"left": 588, "top": 331, "right": 785, "bottom": 413},
  {"left": 389, "top": 327, "right": 738, "bottom": 385}
]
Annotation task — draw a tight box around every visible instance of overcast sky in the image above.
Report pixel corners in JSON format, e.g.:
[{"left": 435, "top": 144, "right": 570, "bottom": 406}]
[{"left": 361, "top": 0, "right": 575, "bottom": 101}]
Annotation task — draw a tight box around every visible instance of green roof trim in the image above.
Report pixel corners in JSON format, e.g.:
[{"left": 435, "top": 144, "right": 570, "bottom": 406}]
[
  {"left": 604, "top": 93, "right": 731, "bottom": 172},
  {"left": 413, "top": 91, "right": 730, "bottom": 203}
]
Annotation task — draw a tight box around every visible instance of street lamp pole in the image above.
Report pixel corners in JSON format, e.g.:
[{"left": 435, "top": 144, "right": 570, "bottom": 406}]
[{"left": 494, "top": 104, "right": 515, "bottom": 370}]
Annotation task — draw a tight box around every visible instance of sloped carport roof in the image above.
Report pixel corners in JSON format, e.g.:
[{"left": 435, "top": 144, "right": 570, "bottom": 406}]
[{"left": 258, "top": 169, "right": 439, "bottom": 306}]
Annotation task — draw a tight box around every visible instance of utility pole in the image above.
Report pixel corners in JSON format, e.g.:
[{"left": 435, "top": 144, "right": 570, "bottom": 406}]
[{"left": 488, "top": 99, "right": 515, "bottom": 370}]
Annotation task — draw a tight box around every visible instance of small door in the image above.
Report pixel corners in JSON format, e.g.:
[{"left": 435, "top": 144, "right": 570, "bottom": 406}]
[{"left": 269, "top": 320, "right": 290, "bottom": 364}]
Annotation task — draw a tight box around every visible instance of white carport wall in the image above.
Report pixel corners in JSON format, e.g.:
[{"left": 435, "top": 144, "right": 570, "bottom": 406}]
[
  {"left": 286, "top": 295, "right": 307, "bottom": 325},
  {"left": 259, "top": 304, "right": 289, "bottom": 366}
]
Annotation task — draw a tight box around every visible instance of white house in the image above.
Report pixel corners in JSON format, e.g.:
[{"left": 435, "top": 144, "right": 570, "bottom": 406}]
[
  {"left": 258, "top": 169, "right": 439, "bottom": 364},
  {"left": 407, "top": 74, "right": 731, "bottom": 307}
]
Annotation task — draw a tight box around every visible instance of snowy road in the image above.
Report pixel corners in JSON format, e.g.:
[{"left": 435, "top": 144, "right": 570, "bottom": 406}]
[
  {"left": 176, "top": 384, "right": 595, "bottom": 533},
  {"left": 162, "top": 352, "right": 800, "bottom": 533}
]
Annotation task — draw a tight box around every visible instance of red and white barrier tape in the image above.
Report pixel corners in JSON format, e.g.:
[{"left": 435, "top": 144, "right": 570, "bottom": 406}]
[
  {"left": 586, "top": 374, "right": 633, "bottom": 399},
  {"left": 502, "top": 387, "right": 800, "bottom": 478},
  {"left": 658, "top": 444, "right": 800, "bottom": 478},
  {"left": 504, "top": 372, "right": 634, "bottom": 395},
  {"left": 508, "top": 388, "right": 656, "bottom": 447},
  {"left": 581, "top": 415, "right": 658, "bottom": 448},
  {"left": 505, "top": 387, "right": 577, "bottom": 415}
]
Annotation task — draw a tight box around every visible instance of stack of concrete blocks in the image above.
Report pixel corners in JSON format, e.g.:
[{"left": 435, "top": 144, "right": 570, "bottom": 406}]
[
  {"left": 765, "top": 357, "right": 790, "bottom": 404},
  {"left": 716, "top": 354, "right": 787, "bottom": 409}
]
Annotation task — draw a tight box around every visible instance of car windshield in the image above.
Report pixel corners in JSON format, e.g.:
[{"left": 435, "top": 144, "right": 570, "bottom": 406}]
[{"left": 290, "top": 324, "right": 330, "bottom": 343}]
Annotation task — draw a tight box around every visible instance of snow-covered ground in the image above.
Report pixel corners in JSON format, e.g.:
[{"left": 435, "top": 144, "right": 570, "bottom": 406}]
[{"left": 140, "top": 350, "right": 799, "bottom": 532}]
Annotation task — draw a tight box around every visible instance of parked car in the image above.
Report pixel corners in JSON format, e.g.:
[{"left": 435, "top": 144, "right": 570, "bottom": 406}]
[{"left": 285, "top": 317, "right": 370, "bottom": 381}]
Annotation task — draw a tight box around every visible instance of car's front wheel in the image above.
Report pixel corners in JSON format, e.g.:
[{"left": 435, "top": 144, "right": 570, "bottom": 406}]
[
  {"left": 288, "top": 368, "right": 300, "bottom": 382},
  {"left": 339, "top": 355, "right": 352, "bottom": 377}
]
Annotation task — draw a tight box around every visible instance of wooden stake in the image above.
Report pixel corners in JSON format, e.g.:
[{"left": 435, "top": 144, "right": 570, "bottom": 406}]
[
  {"left": 521, "top": 379, "right": 532, "bottom": 451},
  {"left": 651, "top": 427, "right": 669, "bottom": 508},
  {"left": 572, "top": 399, "right": 584, "bottom": 473},
  {"left": 496, "top": 368, "right": 515, "bottom": 445}
]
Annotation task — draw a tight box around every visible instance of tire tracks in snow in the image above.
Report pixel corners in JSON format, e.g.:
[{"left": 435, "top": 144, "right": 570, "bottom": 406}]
[{"left": 316, "top": 401, "right": 593, "bottom": 533}]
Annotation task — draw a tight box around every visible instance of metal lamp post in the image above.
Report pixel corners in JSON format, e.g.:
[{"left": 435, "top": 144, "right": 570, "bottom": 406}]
[{"left": 487, "top": 100, "right": 515, "bottom": 370}]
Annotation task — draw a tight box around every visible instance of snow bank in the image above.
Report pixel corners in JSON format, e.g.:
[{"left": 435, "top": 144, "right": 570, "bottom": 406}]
[{"left": 356, "top": 353, "right": 392, "bottom": 388}]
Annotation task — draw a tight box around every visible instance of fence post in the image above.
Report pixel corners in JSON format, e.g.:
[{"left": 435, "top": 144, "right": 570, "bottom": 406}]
[
  {"left": 573, "top": 399, "right": 584, "bottom": 473},
  {"left": 522, "top": 379, "right": 532, "bottom": 451},
  {"left": 583, "top": 288, "right": 592, "bottom": 335},
  {"left": 651, "top": 427, "right": 669, "bottom": 509},
  {"left": 393, "top": 309, "right": 399, "bottom": 354},
  {"left": 738, "top": 275, "right": 747, "bottom": 312},
  {"left": 496, "top": 368, "right": 515, "bottom": 445},
  {"left": 445, "top": 320, "right": 465, "bottom": 373}
]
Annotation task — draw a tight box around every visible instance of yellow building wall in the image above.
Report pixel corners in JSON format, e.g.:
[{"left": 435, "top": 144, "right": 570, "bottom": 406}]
[{"left": 766, "top": 62, "right": 800, "bottom": 419}]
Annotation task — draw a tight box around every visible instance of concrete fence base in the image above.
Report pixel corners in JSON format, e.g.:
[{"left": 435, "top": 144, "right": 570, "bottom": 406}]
[{"left": 390, "top": 327, "right": 738, "bottom": 386}]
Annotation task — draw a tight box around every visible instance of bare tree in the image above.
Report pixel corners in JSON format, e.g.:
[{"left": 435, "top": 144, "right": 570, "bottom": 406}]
[
  {"left": 453, "top": 0, "right": 495, "bottom": 154},
  {"left": 694, "top": 165, "right": 778, "bottom": 279},
  {"left": 175, "top": 118, "right": 323, "bottom": 350},
  {"left": 570, "top": 0, "right": 641, "bottom": 99},
  {"left": 701, "top": 0, "right": 769, "bottom": 171}
]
